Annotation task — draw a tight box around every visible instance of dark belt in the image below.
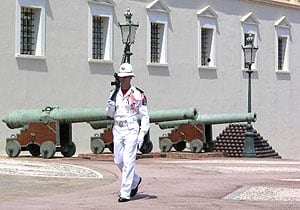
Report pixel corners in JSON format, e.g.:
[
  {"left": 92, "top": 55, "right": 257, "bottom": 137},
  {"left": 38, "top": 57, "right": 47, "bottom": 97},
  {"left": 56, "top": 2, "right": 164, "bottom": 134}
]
[{"left": 115, "top": 120, "right": 128, "bottom": 127}]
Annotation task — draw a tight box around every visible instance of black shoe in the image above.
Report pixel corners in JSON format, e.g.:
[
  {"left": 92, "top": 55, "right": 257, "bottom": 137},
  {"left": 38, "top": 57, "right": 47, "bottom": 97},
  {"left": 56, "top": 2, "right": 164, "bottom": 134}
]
[
  {"left": 130, "top": 177, "right": 142, "bottom": 197},
  {"left": 118, "top": 197, "right": 130, "bottom": 202}
]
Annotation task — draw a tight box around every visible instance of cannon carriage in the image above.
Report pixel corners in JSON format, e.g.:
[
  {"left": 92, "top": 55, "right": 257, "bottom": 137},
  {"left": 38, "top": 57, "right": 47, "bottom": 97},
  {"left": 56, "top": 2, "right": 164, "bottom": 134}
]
[
  {"left": 157, "top": 112, "right": 257, "bottom": 153},
  {"left": 3, "top": 106, "right": 108, "bottom": 158},
  {"left": 88, "top": 107, "right": 198, "bottom": 155},
  {"left": 89, "top": 120, "right": 115, "bottom": 154},
  {"left": 89, "top": 120, "right": 154, "bottom": 155},
  {"left": 89, "top": 124, "right": 153, "bottom": 155}
]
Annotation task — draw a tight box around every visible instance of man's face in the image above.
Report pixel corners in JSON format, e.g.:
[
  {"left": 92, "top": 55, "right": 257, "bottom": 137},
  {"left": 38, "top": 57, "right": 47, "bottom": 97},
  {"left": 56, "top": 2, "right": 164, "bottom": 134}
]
[{"left": 119, "top": 76, "right": 133, "bottom": 88}]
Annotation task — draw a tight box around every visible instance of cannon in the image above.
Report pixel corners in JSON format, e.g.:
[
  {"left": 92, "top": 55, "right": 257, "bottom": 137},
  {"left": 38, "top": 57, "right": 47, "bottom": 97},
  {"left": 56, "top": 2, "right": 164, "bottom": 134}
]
[
  {"left": 157, "top": 112, "right": 256, "bottom": 153},
  {"left": 88, "top": 107, "right": 198, "bottom": 155},
  {"left": 3, "top": 106, "right": 108, "bottom": 158},
  {"left": 89, "top": 120, "right": 114, "bottom": 154}
]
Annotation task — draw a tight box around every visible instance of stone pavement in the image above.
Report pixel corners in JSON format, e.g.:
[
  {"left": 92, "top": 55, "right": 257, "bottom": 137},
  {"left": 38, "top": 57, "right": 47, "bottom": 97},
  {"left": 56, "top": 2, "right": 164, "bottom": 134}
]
[{"left": 0, "top": 153, "right": 300, "bottom": 210}]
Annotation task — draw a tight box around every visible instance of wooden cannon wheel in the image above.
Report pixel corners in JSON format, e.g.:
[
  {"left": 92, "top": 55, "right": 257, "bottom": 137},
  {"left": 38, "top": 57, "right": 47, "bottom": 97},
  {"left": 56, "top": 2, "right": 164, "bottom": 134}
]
[
  {"left": 28, "top": 143, "right": 41, "bottom": 157},
  {"left": 5, "top": 139, "right": 21, "bottom": 157},
  {"left": 61, "top": 142, "right": 76, "bottom": 157},
  {"left": 40, "top": 141, "right": 56, "bottom": 159},
  {"left": 159, "top": 138, "right": 173, "bottom": 152},
  {"left": 190, "top": 139, "right": 203, "bottom": 153},
  {"left": 90, "top": 138, "right": 105, "bottom": 154},
  {"left": 139, "top": 140, "right": 153, "bottom": 154},
  {"left": 173, "top": 140, "right": 186, "bottom": 152}
]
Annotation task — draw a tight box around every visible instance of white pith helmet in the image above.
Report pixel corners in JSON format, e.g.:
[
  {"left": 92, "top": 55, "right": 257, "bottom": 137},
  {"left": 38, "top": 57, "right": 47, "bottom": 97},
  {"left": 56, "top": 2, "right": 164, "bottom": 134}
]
[{"left": 118, "top": 63, "right": 135, "bottom": 77}]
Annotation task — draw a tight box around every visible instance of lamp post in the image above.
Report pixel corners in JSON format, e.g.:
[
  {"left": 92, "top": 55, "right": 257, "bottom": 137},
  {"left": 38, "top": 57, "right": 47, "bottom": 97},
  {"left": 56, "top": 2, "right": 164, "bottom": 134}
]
[
  {"left": 118, "top": 8, "right": 139, "bottom": 64},
  {"left": 242, "top": 34, "right": 258, "bottom": 157}
]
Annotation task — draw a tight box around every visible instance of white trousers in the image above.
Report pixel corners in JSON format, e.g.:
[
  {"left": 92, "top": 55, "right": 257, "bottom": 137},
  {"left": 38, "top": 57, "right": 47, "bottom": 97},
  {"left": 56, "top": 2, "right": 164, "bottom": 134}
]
[{"left": 113, "top": 123, "right": 141, "bottom": 199}]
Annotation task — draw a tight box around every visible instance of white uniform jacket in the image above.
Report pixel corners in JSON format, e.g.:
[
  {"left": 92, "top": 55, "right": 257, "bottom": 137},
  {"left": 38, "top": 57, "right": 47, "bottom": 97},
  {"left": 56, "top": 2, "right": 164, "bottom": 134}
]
[{"left": 106, "top": 86, "right": 150, "bottom": 136}]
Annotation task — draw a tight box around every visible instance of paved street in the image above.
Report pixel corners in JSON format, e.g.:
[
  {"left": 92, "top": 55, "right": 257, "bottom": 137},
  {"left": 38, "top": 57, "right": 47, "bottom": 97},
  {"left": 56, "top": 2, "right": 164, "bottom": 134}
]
[{"left": 0, "top": 154, "right": 300, "bottom": 209}]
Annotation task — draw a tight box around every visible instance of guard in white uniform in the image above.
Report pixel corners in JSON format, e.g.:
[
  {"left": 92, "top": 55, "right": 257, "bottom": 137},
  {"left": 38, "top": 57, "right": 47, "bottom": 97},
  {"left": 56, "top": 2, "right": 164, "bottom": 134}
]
[{"left": 106, "top": 63, "right": 150, "bottom": 202}]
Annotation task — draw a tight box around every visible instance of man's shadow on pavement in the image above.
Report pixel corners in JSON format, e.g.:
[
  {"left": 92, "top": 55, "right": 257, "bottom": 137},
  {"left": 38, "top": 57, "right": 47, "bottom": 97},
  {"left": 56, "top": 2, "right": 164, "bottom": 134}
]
[{"left": 131, "top": 193, "right": 157, "bottom": 201}]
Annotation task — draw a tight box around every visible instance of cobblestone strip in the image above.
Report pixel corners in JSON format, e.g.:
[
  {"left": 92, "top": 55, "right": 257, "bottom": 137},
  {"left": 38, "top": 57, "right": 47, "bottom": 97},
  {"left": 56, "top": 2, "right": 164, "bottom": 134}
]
[
  {"left": 0, "top": 159, "right": 103, "bottom": 179},
  {"left": 224, "top": 186, "right": 300, "bottom": 202}
]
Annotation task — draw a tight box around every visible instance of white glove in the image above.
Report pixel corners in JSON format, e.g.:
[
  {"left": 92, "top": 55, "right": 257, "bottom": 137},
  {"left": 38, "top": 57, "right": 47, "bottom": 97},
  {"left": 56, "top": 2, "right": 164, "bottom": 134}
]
[
  {"left": 107, "top": 100, "right": 115, "bottom": 108},
  {"left": 106, "top": 100, "right": 116, "bottom": 118},
  {"left": 137, "top": 132, "right": 145, "bottom": 150}
]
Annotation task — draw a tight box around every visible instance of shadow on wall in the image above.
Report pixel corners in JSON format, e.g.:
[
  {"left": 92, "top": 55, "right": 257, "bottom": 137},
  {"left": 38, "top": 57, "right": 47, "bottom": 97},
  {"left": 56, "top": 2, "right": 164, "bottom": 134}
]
[
  {"left": 276, "top": 72, "right": 291, "bottom": 80},
  {"left": 198, "top": 68, "right": 218, "bottom": 79},
  {"left": 88, "top": 62, "right": 115, "bottom": 75},
  {"left": 147, "top": 65, "right": 170, "bottom": 77},
  {"left": 242, "top": 70, "right": 259, "bottom": 80},
  {"left": 16, "top": 57, "right": 49, "bottom": 72}
]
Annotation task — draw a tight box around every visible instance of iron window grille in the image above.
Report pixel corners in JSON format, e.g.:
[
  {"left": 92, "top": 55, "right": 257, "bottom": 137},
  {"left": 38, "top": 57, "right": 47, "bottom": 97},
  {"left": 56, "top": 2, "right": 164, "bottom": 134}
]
[
  {"left": 201, "top": 28, "right": 212, "bottom": 66},
  {"left": 20, "top": 7, "right": 36, "bottom": 55},
  {"left": 92, "top": 16, "right": 104, "bottom": 59},
  {"left": 151, "top": 23, "right": 160, "bottom": 63},
  {"left": 278, "top": 37, "right": 286, "bottom": 70}
]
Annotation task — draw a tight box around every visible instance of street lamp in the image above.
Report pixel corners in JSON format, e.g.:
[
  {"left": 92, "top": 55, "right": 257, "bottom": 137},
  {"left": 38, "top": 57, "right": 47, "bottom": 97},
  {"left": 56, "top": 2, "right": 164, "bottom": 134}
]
[
  {"left": 118, "top": 8, "right": 139, "bottom": 64},
  {"left": 242, "top": 34, "right": 258, "bottom": 157}
]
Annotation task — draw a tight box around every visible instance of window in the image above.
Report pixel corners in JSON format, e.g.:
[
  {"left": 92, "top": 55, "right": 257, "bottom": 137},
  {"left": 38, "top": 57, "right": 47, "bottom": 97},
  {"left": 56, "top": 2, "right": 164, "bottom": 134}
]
[
  {"left": 88, "top": 1, "right": 113, "bottom": 62},
  {"left": 278, "top": 36, "right": 287, "bottom": 70},
  {"left": 20, "top": 7, "right": 39, "bottom": 55},
  {"left": 16, "top": 0, "right": 46, "bottom": 57},
  {"left": 150, "top": 23, "right": 164, "bottom": 63},
  {"left": 146, "top": 0, "right": 170, "bottom": 65},
  {"left": 201, "top": 28, "right": 213, "bottom": 66},
  {"left": 197, "top": 6, "right": 218, "bottom": 69},
  {"left": 241, "top": 12, "right": 259, "bottom": 70},
  {"left": 92, "top": 16, "right": 109, "bottom": 60},
  {"left": 275, "top": 16, "right": 291, "bottom": 72}
]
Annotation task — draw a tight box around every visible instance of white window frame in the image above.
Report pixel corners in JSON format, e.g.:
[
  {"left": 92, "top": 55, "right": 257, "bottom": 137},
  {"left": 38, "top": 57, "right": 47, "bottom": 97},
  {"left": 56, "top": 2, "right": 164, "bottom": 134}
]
[
  {"left": 88, "top": 1, "right": 114, "bottom": 63},
  {"left": 275, "top": 16, "right": 291, "bottom": 73},
  {"left": 146, "top": 0, "right": 170, "bottom": 66},
  {"left": 148, "top": 20, "right": 167, "bottom": 65},
  {"left": 15, "top": 0, "right": 46, "bottom": 58},
  {"left": 241, "top": 12, "right": 259, "bottom": 71},
  {"left": 197, "top": 6, "right": 218, "bottom": 70}
]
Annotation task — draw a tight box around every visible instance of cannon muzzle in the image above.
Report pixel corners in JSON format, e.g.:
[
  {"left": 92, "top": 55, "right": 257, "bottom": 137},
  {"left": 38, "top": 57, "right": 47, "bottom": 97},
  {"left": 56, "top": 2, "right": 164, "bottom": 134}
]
[
  {"left": 89, "top": 120, "right": 114, "bottom": 129},
  {"left": 158, "top": 112, "right": 256, "bottom": 129},
  {"left": 149, "top": 107, "right": 198, "bottom": 123},
  {"left": 2, "top": 106, "right": 108, "bottom": 129}
]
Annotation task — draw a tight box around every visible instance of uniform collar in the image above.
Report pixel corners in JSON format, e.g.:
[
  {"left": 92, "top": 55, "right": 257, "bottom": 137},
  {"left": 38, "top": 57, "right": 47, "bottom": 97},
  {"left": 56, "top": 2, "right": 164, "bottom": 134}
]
[{"left": 119, "top": 86, "right": 134, "bottom": 97}]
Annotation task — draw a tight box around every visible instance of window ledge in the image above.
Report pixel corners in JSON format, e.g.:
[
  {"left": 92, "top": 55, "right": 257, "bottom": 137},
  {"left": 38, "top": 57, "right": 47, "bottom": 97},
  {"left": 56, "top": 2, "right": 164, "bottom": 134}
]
[
  {"left": 276, "top": 70, "right": 290, "bottom": 74},
  {"left": 15, "top": 54, "right": 46, "bottom": 60},
  {"left": 242, "top": 68, "right": 257, "bottom": 72},
  {"left": 88, "top": 58, "right": 113, "bottom": 64},
  {"left": 87, "top": 0, "right": 115, "bottom": 7},
  {"left": 198, "top": 66, "right": 217, "bottom": 70},
  {"left": 147, "top": 63, "right": 168, "bottom": 67}
]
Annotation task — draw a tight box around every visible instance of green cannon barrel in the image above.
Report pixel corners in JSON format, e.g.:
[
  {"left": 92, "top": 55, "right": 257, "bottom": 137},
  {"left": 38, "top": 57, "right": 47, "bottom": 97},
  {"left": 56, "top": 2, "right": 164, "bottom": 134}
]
[
  {"left": 158, "top": 112, "right": 256, "bottom": 129},
  {"left": 149, "top": 107, "right": 198, "bottom": 123},
  {"left": 2, "top": 106, "right": 108, "bottom": 129},
  {"left": 89, "top": 107, "right": 198, "bottom": 129},
  {"left": 89, "top": 120, "right": 114, "bottom": 129}
]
